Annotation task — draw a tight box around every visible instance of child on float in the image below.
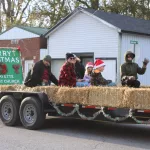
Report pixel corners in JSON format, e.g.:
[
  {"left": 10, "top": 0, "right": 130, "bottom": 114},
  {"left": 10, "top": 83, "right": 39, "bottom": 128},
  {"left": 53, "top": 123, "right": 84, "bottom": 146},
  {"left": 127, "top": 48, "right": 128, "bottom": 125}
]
[
  {"left": 90, "top": 59, "right": 116, "bottom": 86},
  {"left": 83, "top": 62, "right": 94, "bottom": 85},
  {"left": 74, "top": 59, "right": 93, "bottom": 87}
]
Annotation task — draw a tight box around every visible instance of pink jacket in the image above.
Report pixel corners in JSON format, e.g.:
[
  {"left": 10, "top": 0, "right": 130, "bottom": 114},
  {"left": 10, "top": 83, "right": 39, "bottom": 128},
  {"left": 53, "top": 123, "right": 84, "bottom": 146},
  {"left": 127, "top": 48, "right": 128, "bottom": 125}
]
[{"left": 83, "top": 74, "right": 92, "bottom": 83}]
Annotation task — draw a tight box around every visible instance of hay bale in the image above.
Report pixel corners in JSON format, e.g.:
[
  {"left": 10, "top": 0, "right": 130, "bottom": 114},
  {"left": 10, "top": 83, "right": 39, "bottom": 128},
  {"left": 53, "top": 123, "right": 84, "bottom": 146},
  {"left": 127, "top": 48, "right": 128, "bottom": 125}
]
[
  {"left": 1, "top": 85, "right": 150, "bottom": 110},
  {"left": 124, "top": 88, "right": 150, "bottom": 109},
  {"left": 88, "top": 87, "right": 126, "bottom": 107},
  {"left": 0, "top": 85, "right": 16, "bottom": 91},
  {"left": 53, "top": 87, "right": 89, "bottom": 104},
  {"left": 14, "top": 86, "right": 59, "bottom": 101},
  {"left": 34, "top": 86, "right": 59, "bottom": 101}
]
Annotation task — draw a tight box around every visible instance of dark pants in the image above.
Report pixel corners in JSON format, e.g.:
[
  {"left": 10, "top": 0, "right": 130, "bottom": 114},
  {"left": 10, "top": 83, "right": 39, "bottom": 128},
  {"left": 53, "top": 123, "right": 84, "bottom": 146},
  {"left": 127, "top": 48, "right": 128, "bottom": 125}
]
[{"left": 122, "top": 79, "right": 140, "bottom": 88}]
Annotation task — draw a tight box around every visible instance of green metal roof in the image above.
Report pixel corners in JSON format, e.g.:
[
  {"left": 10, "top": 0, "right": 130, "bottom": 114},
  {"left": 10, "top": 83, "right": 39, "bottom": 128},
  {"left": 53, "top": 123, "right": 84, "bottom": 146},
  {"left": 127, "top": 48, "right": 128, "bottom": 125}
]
[
  {"left": 17, "top": 26, "right": 49, "bottom": 35},
  {"left": 0, "top": 26, "right": 49, "bottom": 36}
]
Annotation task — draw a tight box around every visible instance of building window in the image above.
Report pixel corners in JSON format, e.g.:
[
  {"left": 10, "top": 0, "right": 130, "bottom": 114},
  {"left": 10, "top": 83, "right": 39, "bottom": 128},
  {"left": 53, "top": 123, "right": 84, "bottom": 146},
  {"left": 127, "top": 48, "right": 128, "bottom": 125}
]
[{"left": 11, "top": 39, "right": 19, "bottom": 44}]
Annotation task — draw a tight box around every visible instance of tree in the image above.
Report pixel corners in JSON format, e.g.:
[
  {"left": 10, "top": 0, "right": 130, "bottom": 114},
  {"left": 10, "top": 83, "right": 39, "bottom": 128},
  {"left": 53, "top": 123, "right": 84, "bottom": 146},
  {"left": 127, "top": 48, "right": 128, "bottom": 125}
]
[
  {"left": 0, "top": 0, "right": 34, "bottom": 31},
  {"left": 76, "top": 0, "right": 150, "bottom": 20},
  {"left": 76, "top": 0, "right": 100, "bottom": 9},
  {"left": 32, "top": 0, "right": 73, "bottom": 28}
]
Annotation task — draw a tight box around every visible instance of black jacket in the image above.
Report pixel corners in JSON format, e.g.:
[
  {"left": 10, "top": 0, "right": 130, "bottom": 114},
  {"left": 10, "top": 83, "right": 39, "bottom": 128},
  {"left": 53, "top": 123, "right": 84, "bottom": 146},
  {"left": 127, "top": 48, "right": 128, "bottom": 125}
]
[
  {"left": 24, "top": 60, "right": 58, "bottom": 87},
  {"left": 75, "top": 62, "right": 85, "bottom": 79}
]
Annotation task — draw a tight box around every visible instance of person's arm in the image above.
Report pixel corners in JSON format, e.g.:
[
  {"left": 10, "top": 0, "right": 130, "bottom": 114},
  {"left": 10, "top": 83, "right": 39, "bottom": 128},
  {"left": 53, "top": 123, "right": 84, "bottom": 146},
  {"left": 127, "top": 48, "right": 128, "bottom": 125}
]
[
  {"left": 32, "top": 62, "right": 42, "bottom": 83},
  {"left": 90, "top": 77, "right": 99, "bottom": 86},
  {"left": 90, "top": 73, "right": 103, "bottom": 86},
  {"left": 49, "top": 73, "right": 58, "bottom": 85},
  {"left": 120, "top": 64, "right": 128, "bottom": 80},
  {"left": 137, "top": 65, "right": 146, "bottom": 75},
  {"left": 99, "top": 75, "right": 110, "bottom": 85},
  {"left": 137, "top": 58, "right": 149, "bottom": 75},
  {"left": 83, "top": 75, "right": 90, "bottom": 82}
]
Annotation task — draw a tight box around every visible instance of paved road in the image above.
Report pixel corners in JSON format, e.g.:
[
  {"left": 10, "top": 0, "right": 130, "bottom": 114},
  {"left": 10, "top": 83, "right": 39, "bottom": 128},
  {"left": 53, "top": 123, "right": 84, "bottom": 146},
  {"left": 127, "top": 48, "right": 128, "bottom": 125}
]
[{"left": 0, "top": 117, "right": 150, "bottom": 150}]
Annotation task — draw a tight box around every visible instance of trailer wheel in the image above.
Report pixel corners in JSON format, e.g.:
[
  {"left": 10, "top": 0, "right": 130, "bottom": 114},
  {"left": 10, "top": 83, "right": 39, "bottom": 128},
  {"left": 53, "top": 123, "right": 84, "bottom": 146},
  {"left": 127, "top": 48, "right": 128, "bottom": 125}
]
[
  {"left": 0, "top": 95, "right": 20, "bottom": 126},
  {"left": 19, "top": 97, "right": 45, "bottom": 130}
]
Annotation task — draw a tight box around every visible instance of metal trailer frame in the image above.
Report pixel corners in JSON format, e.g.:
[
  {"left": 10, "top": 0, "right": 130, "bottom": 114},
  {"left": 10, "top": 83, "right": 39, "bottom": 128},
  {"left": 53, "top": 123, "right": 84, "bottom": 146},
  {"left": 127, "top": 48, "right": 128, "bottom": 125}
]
[{"left": 0, "top": 91, "right": 150, "bottom": 130}]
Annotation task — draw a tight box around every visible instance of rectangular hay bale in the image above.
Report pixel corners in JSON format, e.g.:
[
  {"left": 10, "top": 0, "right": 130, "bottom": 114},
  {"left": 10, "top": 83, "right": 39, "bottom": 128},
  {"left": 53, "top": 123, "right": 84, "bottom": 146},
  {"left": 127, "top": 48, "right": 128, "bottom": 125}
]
[
  {"left": 124, "top": 88, "right": 150, "bottom": 109},
  {"left": 88, "top": 87, "right": 126, "bottom": 108},
  {"left": 1, "top": 85, "right": 150, "bottom": 110},
  {"left": 53, "top": 87, "right": 89, "bottom": 104}
]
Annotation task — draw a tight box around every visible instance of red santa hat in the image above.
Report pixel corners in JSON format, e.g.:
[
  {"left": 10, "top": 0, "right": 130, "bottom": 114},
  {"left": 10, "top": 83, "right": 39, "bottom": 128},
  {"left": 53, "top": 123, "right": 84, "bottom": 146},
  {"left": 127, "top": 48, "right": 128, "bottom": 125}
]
[
  {"left": 85, "top": 62, "right": 94, "bottom": 69},
  {"left": 94, "top": 59, "right": 105, "bottom": 69}
]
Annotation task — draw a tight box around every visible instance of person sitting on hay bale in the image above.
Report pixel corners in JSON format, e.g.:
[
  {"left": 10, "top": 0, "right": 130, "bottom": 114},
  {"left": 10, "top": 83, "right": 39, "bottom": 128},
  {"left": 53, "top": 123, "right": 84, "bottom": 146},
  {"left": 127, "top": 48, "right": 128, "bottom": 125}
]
[
  {"left": 24, "top": 55, "right": 58, "bottom": 87},
  {"left": 82, "top": 62, "right": 94, "bottom": 86},
  {"left": 59, "top": 53, "right": 77, "bottom": 87},
  {"left": 91, "top": 59, "right": 116, "bottom": 86},
  {"left": 74, "top": 55, "right": 85, "bottom": 79},
  {"left": 121, "top": 51, "right": 149, "bottom": 88},
  {"left": 75, "top": 56, "right": 90, "bottom": 87}
]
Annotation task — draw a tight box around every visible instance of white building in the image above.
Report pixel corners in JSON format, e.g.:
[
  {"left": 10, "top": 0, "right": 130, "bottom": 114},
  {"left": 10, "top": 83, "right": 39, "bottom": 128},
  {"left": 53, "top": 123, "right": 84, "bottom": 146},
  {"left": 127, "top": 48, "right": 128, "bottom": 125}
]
[{"left": 45, "top": 7, "right": 150, "bottom": 85}]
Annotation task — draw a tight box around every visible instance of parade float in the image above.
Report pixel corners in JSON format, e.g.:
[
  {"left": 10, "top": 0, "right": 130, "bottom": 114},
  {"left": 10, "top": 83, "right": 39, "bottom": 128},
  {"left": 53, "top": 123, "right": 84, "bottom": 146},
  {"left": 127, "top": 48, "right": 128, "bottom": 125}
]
[{"left": 0, "top": 48, "right": 150, "bottom": 130}]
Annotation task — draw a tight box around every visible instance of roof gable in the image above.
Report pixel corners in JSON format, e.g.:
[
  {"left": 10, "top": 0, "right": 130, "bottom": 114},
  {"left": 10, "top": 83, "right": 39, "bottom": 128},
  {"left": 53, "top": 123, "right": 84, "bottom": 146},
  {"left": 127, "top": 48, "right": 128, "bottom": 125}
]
[
  {"left": 83, "top": 8, "right": 150, "bottom": 36},
  {"left": 44, "top": 7, "right": 150, "bottom": 37},
  {"left": 0, "top": 26, "right": 49, "bottom": 36},
  {"left": 0, "top": 26, "right": 49, "bottom": 40}
]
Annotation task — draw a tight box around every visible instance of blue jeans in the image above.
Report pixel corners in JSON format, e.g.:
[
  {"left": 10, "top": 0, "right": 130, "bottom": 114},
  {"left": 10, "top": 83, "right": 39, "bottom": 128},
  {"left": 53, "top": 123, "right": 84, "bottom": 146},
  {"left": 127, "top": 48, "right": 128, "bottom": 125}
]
[
  {"left": 107, "top": 82, "right": 116, "bottom": 86},
  {"left": 76, "top": 82, "right": 89, "bottom": 87}
]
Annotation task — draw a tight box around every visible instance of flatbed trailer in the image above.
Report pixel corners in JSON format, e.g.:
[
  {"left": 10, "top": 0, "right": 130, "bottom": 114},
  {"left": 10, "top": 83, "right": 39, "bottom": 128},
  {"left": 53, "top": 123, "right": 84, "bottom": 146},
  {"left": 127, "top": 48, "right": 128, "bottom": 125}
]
[{"left": 0, "top": 91, "right": 150, "bottom": 130}]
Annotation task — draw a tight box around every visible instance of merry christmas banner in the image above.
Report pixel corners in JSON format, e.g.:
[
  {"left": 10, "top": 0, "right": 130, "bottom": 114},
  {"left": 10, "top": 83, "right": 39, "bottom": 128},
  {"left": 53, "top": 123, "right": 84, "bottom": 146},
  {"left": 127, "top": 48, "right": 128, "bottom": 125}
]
[{"left": 0, "top": 48, "right": 23, "bottom": 84}]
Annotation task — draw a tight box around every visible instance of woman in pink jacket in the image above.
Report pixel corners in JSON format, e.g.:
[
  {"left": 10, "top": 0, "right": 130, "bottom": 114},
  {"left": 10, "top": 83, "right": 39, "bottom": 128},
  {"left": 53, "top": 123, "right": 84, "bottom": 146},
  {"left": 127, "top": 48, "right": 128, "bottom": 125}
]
[
  {"left": 83, "top": 62, "right": 94, "bottom": 85},
  {"left": 76, "top": 62, "right": 94, "bottom": 87}
]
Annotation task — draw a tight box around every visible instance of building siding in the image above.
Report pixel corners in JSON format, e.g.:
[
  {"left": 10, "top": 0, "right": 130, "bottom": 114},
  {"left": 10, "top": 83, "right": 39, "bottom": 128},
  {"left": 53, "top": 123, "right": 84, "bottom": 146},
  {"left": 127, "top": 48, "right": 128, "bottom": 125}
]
[
  {"left": 48, "top": 12, "right": 119, "bottom": 59},
  {"left": 0, "top": 27, "right": 39, "bottom": 40},
  {"left": 121, "top": 33, "right": 150, "bottom": 85}
]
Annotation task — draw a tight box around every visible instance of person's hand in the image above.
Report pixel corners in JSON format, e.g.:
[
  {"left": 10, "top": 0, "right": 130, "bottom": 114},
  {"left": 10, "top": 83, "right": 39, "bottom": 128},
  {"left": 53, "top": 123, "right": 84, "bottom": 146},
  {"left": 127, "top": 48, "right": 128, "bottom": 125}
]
[
  {"left": 107, "top": 80, "right": 112, "bottom": 84},
  {"left": 143, "top": 58, "right": 149, "bottom": 66},
  {"left": 43, "top": 79, "right": 48, "bottom": 83},
  {"left": 77, "top": 79, "right": 82, "bottom": 82},
  {"left": 81, "top": 79, "right": 85, "bottom": 82},
  {"left": 128, "top": 76, "right": 135, "bottom": 80}
]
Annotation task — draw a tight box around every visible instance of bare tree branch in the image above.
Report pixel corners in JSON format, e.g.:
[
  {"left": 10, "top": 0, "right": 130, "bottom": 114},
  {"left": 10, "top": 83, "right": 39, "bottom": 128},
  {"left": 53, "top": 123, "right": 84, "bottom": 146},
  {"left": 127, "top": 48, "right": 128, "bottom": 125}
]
[
  {"left": 77, "top": 0, "right": 90, "bottom": 8},
  {"left": 18, "top": 0, "right": 31, "bottom": 22},
  {"left": 1, "top": 0, "right": 7, "bottom": 13}
]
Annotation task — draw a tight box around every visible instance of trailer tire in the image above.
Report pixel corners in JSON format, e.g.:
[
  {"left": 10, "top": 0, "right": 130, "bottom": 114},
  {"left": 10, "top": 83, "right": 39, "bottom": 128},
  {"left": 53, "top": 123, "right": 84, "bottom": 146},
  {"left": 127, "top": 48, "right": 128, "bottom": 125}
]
[
  {"left": 19, "top": 97, "right": 45, "bottom": 130},
  {"left": 0, "top": 95, "right": 20, "bottom": 126}
]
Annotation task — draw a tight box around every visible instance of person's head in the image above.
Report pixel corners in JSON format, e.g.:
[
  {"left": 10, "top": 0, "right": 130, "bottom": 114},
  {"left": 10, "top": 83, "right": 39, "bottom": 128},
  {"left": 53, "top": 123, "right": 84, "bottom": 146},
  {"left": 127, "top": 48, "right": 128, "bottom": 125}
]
[
  {"left": 66, "top": 53, "right": 76, "bottom": 64},
  {"left": 43, "top": 55, "right": 51, "bottom": 66},
  {"left": 85, "top": 62, "right": 94, "bottom": 74},
  {"left": 125, "top": 51, "right": 135, "bottom": 63},
  {"left": 72, "top": 54, "right": 81, "bottom": 64},
  {"left": 93, "top": 59, "right": 105, "bottom": 73}
]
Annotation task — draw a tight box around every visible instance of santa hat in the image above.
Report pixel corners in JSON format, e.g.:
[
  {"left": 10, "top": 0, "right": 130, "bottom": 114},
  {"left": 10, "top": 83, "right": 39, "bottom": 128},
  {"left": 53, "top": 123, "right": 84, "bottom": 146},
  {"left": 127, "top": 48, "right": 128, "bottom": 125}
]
[
  {"left": 94, "top": 59, "right": 105, "bottom": 69},
  {"left": 85, "top": 62, "right": 94, "bottom": 69}
]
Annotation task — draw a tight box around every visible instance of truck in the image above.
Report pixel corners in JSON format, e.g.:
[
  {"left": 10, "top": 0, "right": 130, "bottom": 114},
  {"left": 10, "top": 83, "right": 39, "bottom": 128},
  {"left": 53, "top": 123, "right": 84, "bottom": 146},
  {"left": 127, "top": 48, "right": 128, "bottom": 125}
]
[{"left": 0, "top": 48, "right": 150, "bottom": 130}]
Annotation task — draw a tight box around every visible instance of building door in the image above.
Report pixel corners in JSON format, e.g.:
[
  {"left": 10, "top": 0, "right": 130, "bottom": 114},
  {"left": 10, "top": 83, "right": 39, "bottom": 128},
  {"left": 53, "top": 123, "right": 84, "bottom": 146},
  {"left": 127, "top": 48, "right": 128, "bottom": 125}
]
[
  {"left": 100, "top": 59, "right": 117, "bottom": 82},
  {"left": 24, "top": 60, "right": 34, "bottom": 79},
  {"left": 51, "top": 59, "right": 65, "bottom": 79},
  {"left": 81, "top": 57, "right": 94, "bottom": 67}
]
